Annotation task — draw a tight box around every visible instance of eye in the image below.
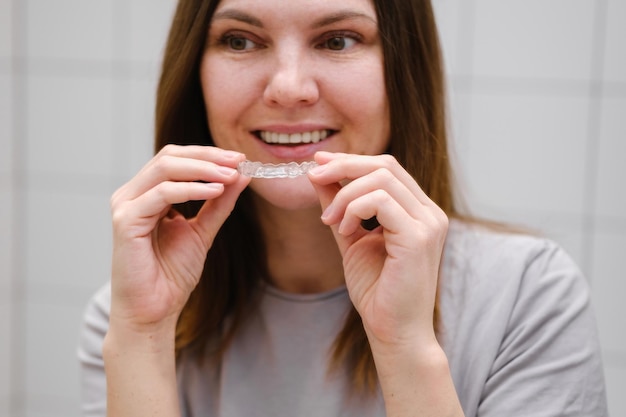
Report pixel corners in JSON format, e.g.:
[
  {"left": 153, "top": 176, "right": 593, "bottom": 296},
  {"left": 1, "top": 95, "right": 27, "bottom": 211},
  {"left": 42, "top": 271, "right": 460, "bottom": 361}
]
[
  {"left": 319, "top": 33, "right": 359, "bottom": 51},
  {"left": 222, "top": 34, "right": 257, "bottom": 51}
]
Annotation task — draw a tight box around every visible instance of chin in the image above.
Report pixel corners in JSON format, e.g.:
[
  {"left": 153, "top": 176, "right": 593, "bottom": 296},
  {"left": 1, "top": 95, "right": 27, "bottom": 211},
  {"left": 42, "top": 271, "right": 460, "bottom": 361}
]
[{"left": 249, "top": 177, "right": 321, "bottom": 211}]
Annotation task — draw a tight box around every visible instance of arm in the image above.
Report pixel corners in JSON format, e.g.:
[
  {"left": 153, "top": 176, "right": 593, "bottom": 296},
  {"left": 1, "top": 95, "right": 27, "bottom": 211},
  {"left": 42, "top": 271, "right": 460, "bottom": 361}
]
[
  {"left": 102, "top": 145, "right": 249, "bottom": 417},
  {"left": 103, "top": 318, "right": 179, "bottom": 417},
  {"left": 79, "top": 286, "right": 182, "bottom": 417},
  {"left": 369, "top": 340, "right": 463, "bottom": 417},
  {"left": 309, "top": 151, "right": 464, "bottom": 417},
  {"left": 477, "top": 242, "right": 609, "bottom": 416}
]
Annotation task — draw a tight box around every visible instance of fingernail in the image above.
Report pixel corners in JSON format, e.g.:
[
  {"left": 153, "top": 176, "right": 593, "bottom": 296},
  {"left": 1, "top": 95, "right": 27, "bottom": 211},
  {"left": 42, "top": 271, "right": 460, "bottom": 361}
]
[
  {"left": 320, "top": 204, "right": 334, "bottom": 222},
  {"left": 222, "top": 150, "right": 242, "bottom": 159},
  {"left": 308, "top": 165, "right": 326, "bottom": 176},
  {"left": 205, "top": 182, "right": 224, "bottom": 190}
]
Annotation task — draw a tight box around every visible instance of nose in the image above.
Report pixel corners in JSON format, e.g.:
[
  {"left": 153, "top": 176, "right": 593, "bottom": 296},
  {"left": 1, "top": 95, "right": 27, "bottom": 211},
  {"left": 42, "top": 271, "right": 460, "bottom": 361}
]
[{"left": 263, "top": 49, "right": 320, "bottom": 108}]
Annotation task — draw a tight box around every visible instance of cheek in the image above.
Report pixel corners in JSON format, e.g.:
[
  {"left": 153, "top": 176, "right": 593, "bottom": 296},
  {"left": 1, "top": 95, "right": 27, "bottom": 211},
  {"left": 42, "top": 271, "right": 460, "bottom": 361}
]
[
  {"left": 200, "top": 63, "right": 250, "bottom": 148},
  {"left": 337, "top": 64, "right": 389, "bottom": 151},
  {"left": 201, "top": 57, "right": 249, "bottom": 117},
  {"left": 202, "top": 71, "right": 233, "bottom": 123},
  {"left": 329, "top": 60, "right": 387, "bottom": 118}
]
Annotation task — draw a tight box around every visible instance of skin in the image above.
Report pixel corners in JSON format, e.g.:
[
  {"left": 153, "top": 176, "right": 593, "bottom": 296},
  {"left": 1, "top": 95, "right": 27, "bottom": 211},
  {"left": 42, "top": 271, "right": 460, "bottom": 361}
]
[
  {"left": 201, "top": 0, "right": 390, "bottom": 293},
  {"left": 103, "top": 0, "right": 464, "bottom": 415}
]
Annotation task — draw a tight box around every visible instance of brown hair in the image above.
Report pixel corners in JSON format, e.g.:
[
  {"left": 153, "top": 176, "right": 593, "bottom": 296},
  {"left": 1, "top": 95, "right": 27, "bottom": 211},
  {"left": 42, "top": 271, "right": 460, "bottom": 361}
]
[{"left": 154, "top": 0, "right": 456, "bottom": 394}]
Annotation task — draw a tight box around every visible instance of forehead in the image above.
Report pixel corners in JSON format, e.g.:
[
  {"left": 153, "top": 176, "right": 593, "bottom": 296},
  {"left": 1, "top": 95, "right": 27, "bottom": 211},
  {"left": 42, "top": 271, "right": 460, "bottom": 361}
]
[{"left": 212, "top": 0, "right": 378, "bottom": 24}]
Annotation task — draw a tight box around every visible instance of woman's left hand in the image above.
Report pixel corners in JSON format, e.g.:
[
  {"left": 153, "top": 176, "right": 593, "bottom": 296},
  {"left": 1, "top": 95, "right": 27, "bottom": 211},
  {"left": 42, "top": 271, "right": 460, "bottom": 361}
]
[{"left": 308, "top": 151, "right": 449, "bottom": 350}]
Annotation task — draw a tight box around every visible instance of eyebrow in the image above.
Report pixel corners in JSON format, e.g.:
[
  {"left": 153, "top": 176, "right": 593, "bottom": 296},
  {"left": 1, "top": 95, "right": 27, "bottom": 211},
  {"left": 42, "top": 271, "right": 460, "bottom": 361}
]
[
  {"left": 211, "top": 9, "right": 264, "bottom": 27},
  {"left": 311, "top": 10, "right": 377, "bottom": 28},
  {"left": 210, "top": 9, "right": 377, "bottom": 29}
]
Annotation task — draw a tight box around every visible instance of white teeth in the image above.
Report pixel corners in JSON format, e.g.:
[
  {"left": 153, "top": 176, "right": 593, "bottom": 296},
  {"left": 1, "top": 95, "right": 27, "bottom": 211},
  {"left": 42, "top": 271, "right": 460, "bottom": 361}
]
[{"left": 258, "top": 130, "right": 330, "bottom": 145}]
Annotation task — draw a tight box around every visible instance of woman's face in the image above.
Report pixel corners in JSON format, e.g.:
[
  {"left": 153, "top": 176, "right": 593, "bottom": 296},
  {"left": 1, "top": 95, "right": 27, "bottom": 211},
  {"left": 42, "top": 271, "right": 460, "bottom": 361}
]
[{"left": 200, "top": 0, "right": 390, "bottom": 209}]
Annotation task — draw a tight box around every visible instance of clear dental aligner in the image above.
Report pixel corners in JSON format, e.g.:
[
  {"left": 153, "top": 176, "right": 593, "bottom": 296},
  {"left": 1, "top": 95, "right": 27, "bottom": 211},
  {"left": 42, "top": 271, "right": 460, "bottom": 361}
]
[{"left": 237, "top": 160, "right": 319, "bottom": 178}]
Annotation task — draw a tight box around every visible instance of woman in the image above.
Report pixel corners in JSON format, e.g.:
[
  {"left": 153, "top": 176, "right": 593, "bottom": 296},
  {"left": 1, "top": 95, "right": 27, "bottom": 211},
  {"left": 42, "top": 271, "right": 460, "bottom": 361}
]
[{"left": 79, "top": 0, "right": 608, "bottom": 415}]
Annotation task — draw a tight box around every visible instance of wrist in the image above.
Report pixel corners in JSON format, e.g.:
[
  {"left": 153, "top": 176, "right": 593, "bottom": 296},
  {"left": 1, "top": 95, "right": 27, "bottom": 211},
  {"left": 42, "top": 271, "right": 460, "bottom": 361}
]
[
  {"left": 364, "top": 319, "right": 439, "bottom": 356},
  {"left": 103, "top": 315, "right": 178, "bottom": 358},
  {"left": 369, "top": 338, "right": 464, "bottom": 417},
  {"left": 370, "top": 336, "right": 448, "bottom": 380},
  {"left": 103, "top": 319, "right": 181, "bottom": 417}
]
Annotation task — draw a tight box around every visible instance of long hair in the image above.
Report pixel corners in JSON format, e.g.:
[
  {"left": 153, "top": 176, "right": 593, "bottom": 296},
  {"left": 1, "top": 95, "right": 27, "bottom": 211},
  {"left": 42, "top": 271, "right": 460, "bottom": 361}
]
[{"left": 154, "top": 0, "right": 456, "bottom": 394}]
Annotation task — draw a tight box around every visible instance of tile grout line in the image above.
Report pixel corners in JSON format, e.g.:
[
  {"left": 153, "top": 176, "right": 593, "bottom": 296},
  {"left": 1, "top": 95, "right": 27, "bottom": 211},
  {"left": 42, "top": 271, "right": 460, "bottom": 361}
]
[
  {"left": 580, "top": 0, "right": 609, "bottom": 282},
  {"left": 111, "top": 0, "right": 133, "bottom": 190},
  {"left": 449, "top": 75, "right": 626, "bottom": 98},
  {"left": 452, "top": 0, "right": 477, "bottom": 200},
  {"left": 10, "top": 58, "right": 626, "bottom": 98},
  {"left": 10, "top": 0, "right": 28, "bottom": 415}
]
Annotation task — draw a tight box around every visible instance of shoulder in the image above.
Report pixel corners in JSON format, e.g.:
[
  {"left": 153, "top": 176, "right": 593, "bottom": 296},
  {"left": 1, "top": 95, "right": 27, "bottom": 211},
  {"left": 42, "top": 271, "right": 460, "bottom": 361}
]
[
  {"left": 439, "top": 220, "right": 607, "bottom": 416},
  {"left": 440, "top": 219, "right": 591, "bottom": 331},
  {"left": 78, "top": 283, "right": 111, "bottom": 415},
  {"left": 78, "top": 283, "right": 111, "bottom": 363},
  {"left": 82, "top": 283, "right": 112, "bottom": 327},
  {"left": 441, "top": 219, "right": 586, "bottom": 299},
  {"left": 438, "top": 218, "right": 594, "bottom": 368},
  {"left": 445, "top": 219, "right": 564, "bottom": 267}
]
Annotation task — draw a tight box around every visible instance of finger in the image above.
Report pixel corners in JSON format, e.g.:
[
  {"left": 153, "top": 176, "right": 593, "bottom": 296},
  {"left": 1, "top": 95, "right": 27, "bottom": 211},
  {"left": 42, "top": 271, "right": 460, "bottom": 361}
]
[
  {"left": 310, "top": 180, "right": 342, "bottom": 214},
  {"left": 113, "top": 182, "right": 226, "bottom": 238},
  {"left": 337, "top": 189, "right": 411, "bottom": 237},
  {"left": 317, "top": 167, "right": 425, "bottom": 226},
  {"left": 310, "top": 180, "right": 360, "bottom": 255},
  {"left": 114, "top": 145, "right": 245, "bottom": 202},
  {"left": 118, "top": 159, "right": 239, "bottom": 203},
  {"left": 155, "top": 144, "right": 243, "bottom": 164},
  {"left": 338, "top": 189, "right": 449, "bottom": 258},
  {"left": 309, "top": 152, "right": 435, "bottom": 208},
  {"left": 192, "top": 174, "right": 252, "bottom": 246}
]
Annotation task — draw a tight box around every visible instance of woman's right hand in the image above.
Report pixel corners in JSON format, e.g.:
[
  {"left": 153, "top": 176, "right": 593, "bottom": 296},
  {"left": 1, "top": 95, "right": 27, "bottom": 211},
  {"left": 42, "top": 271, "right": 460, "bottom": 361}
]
[{"left": 108, "top": 144, "right": 250, "bottom": 332}]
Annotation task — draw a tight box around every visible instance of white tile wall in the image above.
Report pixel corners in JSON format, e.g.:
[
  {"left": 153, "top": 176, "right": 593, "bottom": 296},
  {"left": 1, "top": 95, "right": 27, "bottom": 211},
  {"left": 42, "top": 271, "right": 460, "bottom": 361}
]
[
  {"left": 604, "top": 364, "right": 626, "bottom": 417},
  {"left": 24, "top": 187, "right": 113, "bottom": 291},
  {"left": 24, "top": 297, "right": 88, "bottom": 417},
  {"left": 472, "top": 0, "right": 596, "bottom": 81},
  {"left": 109, "top": 71, "right": 160, "bottom": 184},
  {"left": 596, "top": 97, "right": 626, "bottom": 219},
  {"left": 0, "top": 1, "right": 13, "bottom": 416},
  {"left": 464, "top": 93, "right": 589, "bottom": 215},
  {"left": 0, "top": 189, "right": 12, "bottom": 417},
  {"left": 0, "top": 73, "right": 12, "bottom": 176},
  {"left": 592, "top": 232, "right": 626, "bottom": 353},
  {"left": 127, "top": 0, "right": 177, "bottom": 64},
  {"left": 26, "top": 0, "right": 113, "bottom": 61},
  {"left": 603, "top": 0, "right": 626, "bottom": 83},
  {"left": 126, "top": 76, "right": 160, "bottom": 177},
  {"left": 26, "top": 75, "right": 115, "bottom": 177},
  {"left": 0, "top": 0, "right": 11, "bottom": 59},
  {"left": 592, "top": 231, "right": 626, "bottom": 416},
  {"left": 1, "top": 1, "right": 624, "bottom": 417},
  {"left": 431, "top": 0, "right": 464, "bottom": 74}
]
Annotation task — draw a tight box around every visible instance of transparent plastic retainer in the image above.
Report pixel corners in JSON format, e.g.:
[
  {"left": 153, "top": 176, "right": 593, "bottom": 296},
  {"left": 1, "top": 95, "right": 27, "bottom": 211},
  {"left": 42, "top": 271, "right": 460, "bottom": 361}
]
[{"left": 237, "top": 160, "right": 318, "bottom": 178}]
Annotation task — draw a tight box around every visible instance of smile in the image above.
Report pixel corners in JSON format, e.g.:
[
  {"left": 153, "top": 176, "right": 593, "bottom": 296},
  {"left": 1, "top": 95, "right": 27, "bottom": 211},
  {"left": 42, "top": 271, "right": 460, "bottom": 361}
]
[{"left": 257, "top": 129, "right": 332, "bottom": 145}]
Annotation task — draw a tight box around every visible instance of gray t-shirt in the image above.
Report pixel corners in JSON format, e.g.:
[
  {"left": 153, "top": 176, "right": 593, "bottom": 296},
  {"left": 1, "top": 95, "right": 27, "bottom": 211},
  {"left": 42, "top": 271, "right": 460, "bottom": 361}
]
[{"left": 78, "top": 220, "right": 608, "bottom": 416}]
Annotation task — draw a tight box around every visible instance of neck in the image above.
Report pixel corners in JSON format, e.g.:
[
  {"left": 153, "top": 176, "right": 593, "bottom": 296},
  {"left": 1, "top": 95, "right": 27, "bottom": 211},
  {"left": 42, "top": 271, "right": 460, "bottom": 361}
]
[{"left": 252, "top": 195, "right": 345, "bottom": 294}]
